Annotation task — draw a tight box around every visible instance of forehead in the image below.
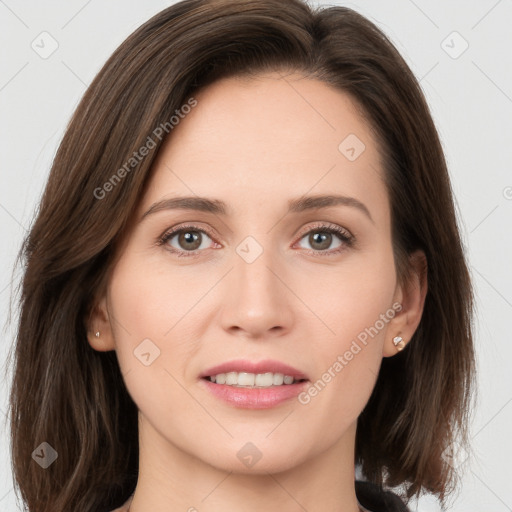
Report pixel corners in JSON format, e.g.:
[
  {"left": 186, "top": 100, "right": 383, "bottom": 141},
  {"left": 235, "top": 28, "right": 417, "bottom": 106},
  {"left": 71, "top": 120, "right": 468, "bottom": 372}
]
[{"left": 140, "top": 72, "right": 386, "bottom": 216}]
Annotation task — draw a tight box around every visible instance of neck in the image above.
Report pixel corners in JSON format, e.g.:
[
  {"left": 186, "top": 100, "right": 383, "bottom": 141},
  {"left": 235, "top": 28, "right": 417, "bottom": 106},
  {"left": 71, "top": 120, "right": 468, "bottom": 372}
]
[{"left": 126, "top": 414, "right": 362, "bottom": 512}]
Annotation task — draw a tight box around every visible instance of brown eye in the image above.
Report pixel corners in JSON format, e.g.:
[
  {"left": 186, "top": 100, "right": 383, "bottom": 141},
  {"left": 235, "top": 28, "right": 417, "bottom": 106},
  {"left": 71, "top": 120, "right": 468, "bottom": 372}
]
[
  {"left": 295, "top": 224, "right": 354, "bottom": 256},
  {"left": 176, "top": 230, "right": 203, "bottom": 251},
  {"left": 160, "top": 226, "right": 215, "bottom": 255},
  {"left": 308, "top": 232, "right": 334, "bottom": 251}
]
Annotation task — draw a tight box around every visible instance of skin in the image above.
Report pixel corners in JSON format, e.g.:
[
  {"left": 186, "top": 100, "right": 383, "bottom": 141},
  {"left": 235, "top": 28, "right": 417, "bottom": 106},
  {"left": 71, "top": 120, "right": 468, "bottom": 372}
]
[{"left": 88, "top": 71, "right": 427, "bottom": 512}]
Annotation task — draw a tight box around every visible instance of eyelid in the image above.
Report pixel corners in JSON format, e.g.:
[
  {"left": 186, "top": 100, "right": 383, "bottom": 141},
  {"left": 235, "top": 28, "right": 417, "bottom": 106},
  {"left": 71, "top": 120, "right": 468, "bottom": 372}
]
[{"left": 295, "top": 221, "right": 352, "bottom": 239}]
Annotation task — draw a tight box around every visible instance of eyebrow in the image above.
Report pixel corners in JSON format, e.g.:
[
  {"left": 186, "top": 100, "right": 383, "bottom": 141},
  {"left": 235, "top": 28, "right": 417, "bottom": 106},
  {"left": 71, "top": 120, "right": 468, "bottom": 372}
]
[{"left": 140, "top": 194, "right": 374, "bottom": 223}]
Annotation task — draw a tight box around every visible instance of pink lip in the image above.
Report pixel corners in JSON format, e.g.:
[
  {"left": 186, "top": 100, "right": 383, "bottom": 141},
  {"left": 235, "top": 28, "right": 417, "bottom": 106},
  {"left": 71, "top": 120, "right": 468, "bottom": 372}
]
[
  {"left": 200, "top": 359, "right": 308, "bottom": 380},
  {"left": 199, "top": 359, "right": 309, "bottom": 409},
  {"left": 200, "top": 379, "right": 309, "bottom": 409}
]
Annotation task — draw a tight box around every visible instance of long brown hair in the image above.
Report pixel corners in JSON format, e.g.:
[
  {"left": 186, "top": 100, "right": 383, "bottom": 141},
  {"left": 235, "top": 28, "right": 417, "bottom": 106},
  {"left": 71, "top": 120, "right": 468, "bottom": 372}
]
[{"left": 7, "top": 0, "right": 476, "bottom": 510}]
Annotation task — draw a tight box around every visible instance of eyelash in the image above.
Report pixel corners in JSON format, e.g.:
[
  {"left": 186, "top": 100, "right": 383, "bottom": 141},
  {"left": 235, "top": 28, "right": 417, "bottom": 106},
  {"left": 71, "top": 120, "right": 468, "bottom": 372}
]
[{"left": 156, "top": 222, "right": 355, "bottom": 258}]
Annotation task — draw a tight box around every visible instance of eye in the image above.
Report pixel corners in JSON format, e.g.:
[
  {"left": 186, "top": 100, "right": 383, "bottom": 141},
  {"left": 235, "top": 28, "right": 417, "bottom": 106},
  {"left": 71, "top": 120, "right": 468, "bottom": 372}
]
[
  {"left": 295, "top": 222, "right": 354, "bottom": 256},
  {"left": 158, "top": 224, "right": 217, "bottom": 257},
  {"left": 157, "top": 222, "right": 355, "bottom": 258}
]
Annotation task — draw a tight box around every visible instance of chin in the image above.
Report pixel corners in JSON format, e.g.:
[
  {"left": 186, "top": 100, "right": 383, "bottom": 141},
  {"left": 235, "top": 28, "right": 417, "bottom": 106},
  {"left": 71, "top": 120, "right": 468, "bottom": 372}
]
[{"left": 195, "top": 438, "right": 310, "bottom": 475}]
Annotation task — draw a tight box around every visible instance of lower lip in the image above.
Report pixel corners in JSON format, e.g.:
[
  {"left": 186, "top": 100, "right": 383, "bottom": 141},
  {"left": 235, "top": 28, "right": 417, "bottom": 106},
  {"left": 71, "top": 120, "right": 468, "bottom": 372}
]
[{"left": 200, "top": 378, "right": 309, "bottom": 409}]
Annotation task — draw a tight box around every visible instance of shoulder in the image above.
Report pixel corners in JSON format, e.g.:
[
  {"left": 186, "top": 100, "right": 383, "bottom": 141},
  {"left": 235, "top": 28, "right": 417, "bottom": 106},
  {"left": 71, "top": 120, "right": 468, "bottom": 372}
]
[{"left": 355, "top": 480, "right": 411, "bottom": 512}]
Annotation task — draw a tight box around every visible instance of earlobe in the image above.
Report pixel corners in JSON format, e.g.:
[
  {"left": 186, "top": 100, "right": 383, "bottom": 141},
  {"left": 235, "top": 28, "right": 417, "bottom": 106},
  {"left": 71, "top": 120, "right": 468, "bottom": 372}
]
[
  {"left": 86, "top": 296, "right": 116, "bottom": 352},
  {"left": 383, "top": 249, "right": 428, "bottom": 357}
]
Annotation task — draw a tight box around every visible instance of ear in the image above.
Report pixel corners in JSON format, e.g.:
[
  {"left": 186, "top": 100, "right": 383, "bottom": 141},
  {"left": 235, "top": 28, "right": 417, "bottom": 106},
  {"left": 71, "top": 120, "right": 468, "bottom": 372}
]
[
  {"left": 85, "top": 295, "right": 116, "bottom": 352},
  {"left": 382, "top": 249, "right": 428, "bottom": 357}
]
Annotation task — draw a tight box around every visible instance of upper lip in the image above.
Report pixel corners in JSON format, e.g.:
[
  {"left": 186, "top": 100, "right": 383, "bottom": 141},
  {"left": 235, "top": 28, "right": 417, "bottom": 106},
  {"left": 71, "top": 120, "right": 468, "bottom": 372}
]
[{"left": 200, "top": 359, "right": 309, "bottom": 380}]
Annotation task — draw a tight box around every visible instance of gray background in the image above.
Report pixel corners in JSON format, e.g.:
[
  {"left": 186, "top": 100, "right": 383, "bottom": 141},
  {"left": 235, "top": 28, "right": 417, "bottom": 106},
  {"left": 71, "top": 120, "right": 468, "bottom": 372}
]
[{"left": 1, "top": 1, "right": 511, "bottom": 511}]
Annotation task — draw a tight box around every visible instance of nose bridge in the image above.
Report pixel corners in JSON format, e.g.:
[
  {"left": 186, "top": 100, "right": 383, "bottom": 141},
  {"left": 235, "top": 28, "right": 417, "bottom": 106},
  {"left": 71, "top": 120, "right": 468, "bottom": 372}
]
[
  {"left": 236, "top": 239, "right": 277, "bottom": 297},
  {"left": 221, "top": 233, "right": 293, "bottom": 336}
]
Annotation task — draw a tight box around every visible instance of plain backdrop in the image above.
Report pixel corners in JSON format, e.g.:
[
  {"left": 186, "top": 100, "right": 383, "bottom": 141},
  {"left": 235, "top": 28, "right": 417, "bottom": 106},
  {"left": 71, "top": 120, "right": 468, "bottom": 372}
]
[{"left": 1, "top": 1, "right": 511, "bottom": 511}]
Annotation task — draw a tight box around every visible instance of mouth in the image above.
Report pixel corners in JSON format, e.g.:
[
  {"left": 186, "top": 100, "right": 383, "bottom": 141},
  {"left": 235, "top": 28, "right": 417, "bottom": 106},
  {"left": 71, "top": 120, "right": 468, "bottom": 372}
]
[{"left": 199, "top": 359, "right": 309, "bottom": 409}]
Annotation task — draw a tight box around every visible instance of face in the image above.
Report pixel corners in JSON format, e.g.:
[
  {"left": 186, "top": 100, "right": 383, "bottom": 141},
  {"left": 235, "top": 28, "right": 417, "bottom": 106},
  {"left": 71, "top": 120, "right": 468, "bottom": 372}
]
[{"left": 93, "top": 71, "right": 409, "bottom": 474}]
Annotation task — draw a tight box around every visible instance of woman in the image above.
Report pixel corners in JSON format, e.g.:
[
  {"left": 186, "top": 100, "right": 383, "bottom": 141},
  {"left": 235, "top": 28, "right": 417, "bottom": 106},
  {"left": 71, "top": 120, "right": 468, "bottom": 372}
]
[{"left": 8, "top": 1, "right": 475, "bottom": 511}]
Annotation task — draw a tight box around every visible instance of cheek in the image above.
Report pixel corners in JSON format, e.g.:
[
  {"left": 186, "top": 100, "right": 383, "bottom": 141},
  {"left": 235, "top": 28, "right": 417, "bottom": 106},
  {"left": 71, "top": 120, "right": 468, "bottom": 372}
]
[
  {"left": 297, "top": 243, "right": 396, "bottom": 348},
  {"left": 106, "top": 249, "right": 204, "bottom": 380},
  {"left": 293, "top": 245, "right": 396, "bottom": 414},
  {"left": 106, "top": 254, "right": 200, "bottom": 426},
  {"left": 107, "top": 247, "right": 204, "bottom": 340}
]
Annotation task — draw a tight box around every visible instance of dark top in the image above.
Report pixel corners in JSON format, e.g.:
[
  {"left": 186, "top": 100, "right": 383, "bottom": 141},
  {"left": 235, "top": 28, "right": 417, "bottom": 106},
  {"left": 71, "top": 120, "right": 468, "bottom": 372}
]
[{"left": 355, "top": 480, "right": 410, "bottom": 512}]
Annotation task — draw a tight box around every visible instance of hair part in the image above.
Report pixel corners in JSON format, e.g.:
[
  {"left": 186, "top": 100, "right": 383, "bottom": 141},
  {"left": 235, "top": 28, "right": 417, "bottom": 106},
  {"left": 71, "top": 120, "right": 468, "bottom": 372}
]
[{"left": 8, "top": 0, "right": 476, "bottom": 510}]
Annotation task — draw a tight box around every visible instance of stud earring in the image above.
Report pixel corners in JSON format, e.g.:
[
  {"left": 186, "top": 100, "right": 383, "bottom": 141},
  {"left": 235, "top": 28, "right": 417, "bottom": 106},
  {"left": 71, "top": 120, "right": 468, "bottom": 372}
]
[
  {"left": 95, "top": 331, "right": 100, "bottom": 338},
  {"left": 393, "top": 335, "right": 405, "bottom": 352}
]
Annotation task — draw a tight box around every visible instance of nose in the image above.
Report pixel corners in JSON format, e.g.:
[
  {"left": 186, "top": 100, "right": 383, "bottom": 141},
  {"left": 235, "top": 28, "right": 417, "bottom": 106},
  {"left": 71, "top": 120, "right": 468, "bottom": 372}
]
[{"left": 219, "top": 241, "right": 295, "bottom": 340}]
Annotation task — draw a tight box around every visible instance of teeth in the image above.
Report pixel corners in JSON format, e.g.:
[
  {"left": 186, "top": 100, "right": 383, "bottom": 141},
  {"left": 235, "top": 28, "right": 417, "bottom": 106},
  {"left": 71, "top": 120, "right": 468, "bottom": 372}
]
[
  {"left": 208, "top": 372, "right": 301, "bottom": 387},
  {"left": 273, "top": 373, "right": 284, "bottom": 385},
  {"left": 225, "top": 372, "right": 238, "bottom": 385},
  {"left": 238, "top": 372, "right": 255, "bottom": 386}
]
